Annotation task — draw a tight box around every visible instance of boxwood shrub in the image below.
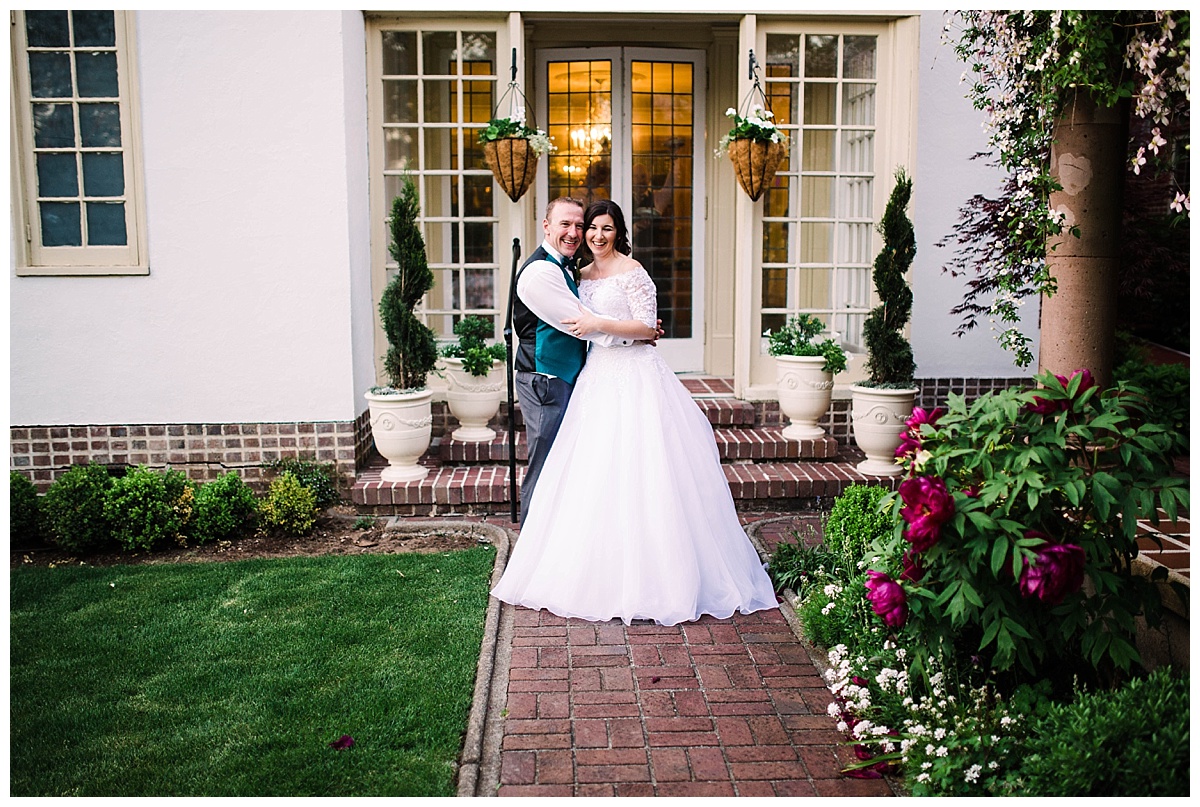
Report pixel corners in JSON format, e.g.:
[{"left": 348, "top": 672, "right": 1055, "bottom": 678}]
[{"left": 41, "top": 463, "right": 115, "bottom": 553}]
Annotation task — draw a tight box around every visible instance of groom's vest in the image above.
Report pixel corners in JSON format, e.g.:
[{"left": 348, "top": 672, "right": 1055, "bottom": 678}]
[{"left": 513, "top": 246, "right": 588, "bottom": 385}]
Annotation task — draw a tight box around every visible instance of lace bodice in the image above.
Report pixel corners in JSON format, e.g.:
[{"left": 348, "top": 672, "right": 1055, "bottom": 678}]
[{"left": 579, "top": 267, "right": 657, "bottom": 329}]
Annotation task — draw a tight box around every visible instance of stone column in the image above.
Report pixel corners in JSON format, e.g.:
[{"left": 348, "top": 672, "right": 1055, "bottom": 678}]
[{"left": 1039, "top": 91, "right": 1127, "bottom": 389}]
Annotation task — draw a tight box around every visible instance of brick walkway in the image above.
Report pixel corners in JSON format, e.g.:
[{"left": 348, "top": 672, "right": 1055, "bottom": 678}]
[{"left": 489, "top": 515, "right": 896, "bottom": 797}]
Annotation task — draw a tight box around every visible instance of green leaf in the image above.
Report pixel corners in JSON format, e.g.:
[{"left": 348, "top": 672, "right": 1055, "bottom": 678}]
[{"left": 990, "top": 533, "right": 1010, "bottom": 576}]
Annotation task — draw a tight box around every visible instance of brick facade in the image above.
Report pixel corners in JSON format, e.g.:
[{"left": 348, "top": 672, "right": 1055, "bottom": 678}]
[
  {"left": 11, "top": 417, "right": 369, "bottom": 494},
  {"left": 10, "top": 377, "right": 1031, "bottom": 494}
]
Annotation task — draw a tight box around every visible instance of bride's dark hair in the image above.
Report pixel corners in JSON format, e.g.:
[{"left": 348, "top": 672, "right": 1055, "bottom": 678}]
[{"left": 579, "top": 200, "right": 632, "bottom": 263}]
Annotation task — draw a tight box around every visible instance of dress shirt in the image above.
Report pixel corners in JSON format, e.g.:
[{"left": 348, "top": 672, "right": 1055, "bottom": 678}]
[{"left": 517, "top": 242, "right": 633, "bottom": 348}]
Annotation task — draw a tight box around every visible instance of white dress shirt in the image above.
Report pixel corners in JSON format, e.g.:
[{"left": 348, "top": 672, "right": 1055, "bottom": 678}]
[{"left": 517, "top": 241, "right": 632, "bottom": 348}]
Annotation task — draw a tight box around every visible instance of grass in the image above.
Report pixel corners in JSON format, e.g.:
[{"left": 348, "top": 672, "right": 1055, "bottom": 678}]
[{"left": 10, "top": 546, "right": 496, "bottom": 797}]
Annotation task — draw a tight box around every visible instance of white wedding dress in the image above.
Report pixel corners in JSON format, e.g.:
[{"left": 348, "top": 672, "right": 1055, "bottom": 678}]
[{"left": 491, "top": 267, "right": 779, "bottom": 626}]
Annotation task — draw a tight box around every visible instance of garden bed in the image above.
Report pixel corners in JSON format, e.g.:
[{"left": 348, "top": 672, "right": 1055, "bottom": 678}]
[{"left": 10, "top": 505, "right": 480, "bottom": 569}]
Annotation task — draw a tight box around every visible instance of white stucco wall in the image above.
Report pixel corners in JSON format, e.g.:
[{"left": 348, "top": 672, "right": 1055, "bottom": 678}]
[
  {"left": 10, "top": 10, "right": 373, "bottom": 426},
  {"left": 910, "top": 10, "right": 1039, "bottom": 379}
]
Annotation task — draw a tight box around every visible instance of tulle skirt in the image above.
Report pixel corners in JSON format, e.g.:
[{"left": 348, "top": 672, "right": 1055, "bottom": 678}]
[{"left": 491, "top": 343, "right": 779, "bottom": 625}]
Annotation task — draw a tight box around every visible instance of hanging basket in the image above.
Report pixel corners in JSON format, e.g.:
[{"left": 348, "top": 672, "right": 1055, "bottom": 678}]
[
  {"left": 728, "top": 138, "right": 786, "bottom": 202},
  {"left": 484, "top": 137, "right": 538, "bottom": 203}
]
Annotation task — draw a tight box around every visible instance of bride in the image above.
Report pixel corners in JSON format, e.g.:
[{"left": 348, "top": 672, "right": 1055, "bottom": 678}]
[{"left": 491, "top": 200, "right": 778, "bottom": 626}]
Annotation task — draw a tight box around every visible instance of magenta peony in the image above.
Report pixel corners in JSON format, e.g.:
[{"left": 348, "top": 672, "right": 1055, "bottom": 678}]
[
  {"left": 865, "top": 571, "right": 908, "bottom": 627},
  {"left": 900, "top": 549, "right": 925, "bottom": 583},
  {"left": 1028, "top": 368, "right": 1095, "bottom": 414},
  {"left": 895, "top": 406, "right": 944, "bottom": 460},
  {"left": 1019, "top": 540, "right": 1086, "bottom": 605},
  {"left": 899, "top": 476, "right": 955, "bottom": 552}
]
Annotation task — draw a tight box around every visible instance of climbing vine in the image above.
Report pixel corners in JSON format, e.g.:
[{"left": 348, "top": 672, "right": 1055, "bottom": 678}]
[{"left": 939, "top": 11, "right": 1190, "bottom": 367}]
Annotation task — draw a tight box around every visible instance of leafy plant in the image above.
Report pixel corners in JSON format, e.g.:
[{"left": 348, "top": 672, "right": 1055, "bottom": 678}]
[
  {"left": 352, "top": 515, "right": 376, "bottom": 530},
  {"left": 440, "top": 315, "right": 507, "bottom": 377},
  {"left": 943, "top": 11, "right": 1190, "bottom": 366},
  {"left": 10, "top": 471, "right": 44, "bottom": 549},
  {"left": 766, "top": 313, "right": 848, "bottom": 374},
  {"left": 861, "top": 168, "right": 915, "bottom": 388},
  {"left": 798, "top": 578, "right": 880, "bottom": 652},
  {"left": 1113, "top": 342, "right": 1189, "bottom": 440},
  {"left": 260, "top": 472, "right": 318, "bottom": 537},
  {"left": 191, "top": 472, "right": 258, "bottom": 544},
  {"left": 765, "top": 524, "right": 829, "bottom": 596},
  {"left": 716, "top": 104, "right": 787, "bottom": 156},
  {"left": 264, "top": 457, "right": 340, "bottom": 509},
  {"left": 104, "top": 466, "right": 194, "bottom": 552},
  {"left": 1011, "top": 667, "right": 1189, "bottom": 796},
  {"left": 41, "top": 463, "right": 115, "bottom": 553},
  {"left": 477, "top": 115, "right": 556, "bottom": 156},
  {"left": 823, "top": 485, "right": 893, "bottom": 574},
  {"left": 868, "top": 368, "right": 1188, "bottom": 678},
  {"left": 377, "top": 175, "right": 438, "bottom": 392}
]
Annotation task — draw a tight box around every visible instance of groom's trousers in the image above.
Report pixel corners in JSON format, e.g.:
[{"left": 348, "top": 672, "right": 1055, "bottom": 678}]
[{"left": 515, "top": 370, "right": 574, "bottom": 523}]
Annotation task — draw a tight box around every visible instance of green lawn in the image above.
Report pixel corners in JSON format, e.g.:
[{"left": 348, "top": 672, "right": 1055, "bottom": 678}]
[{"left": 10, "top": 547, "right": 496, "bottom": 797}]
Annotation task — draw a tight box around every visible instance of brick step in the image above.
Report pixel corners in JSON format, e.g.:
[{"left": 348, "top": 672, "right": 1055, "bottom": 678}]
[
  {"left": 351, "top": 456, "right": 898, "bottom": 517},
  {"left": 476, "top": 395, "right": 757, "bottom": 433},
  {"left": 439, "top": 427, "right": 839, "bottom": 464}
]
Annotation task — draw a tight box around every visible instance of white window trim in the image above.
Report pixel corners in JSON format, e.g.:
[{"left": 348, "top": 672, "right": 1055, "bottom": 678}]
[
  {"left": 365, "top": 14, "right": 518, "bottom": 387},
  {"left": 11, "top": 10, "right": 149, "bottom": 276},
  {"left": 746, "top": 16, "right": 919, "bottom": 391}
]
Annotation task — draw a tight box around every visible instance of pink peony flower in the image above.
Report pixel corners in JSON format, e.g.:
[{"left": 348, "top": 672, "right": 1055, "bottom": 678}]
[
  {"left": 1019, "top": 539, "right": 1086, "bottom": 606},
  {"left": 895, "top": 407, "right": 944, "bottom": 460},
  {"left": 1028, "top": 369, "right": 1095, "bottom": 414},
  {"left": 900, "top": 550, "right": 925, "bottom": 583},
  {"left": 899, "top": 476, "right": 955, "bottom": 552},
  {"left": 865, "top": 571, "right": 908, "bottom": 628}
]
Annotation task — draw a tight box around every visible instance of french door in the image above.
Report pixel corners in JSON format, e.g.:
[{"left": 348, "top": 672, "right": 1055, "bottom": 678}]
[{"left": 535, "top": 47, "right": 706, "bottom": 371}]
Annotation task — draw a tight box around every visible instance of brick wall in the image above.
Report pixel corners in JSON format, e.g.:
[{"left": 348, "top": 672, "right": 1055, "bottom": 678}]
[
  {"left": 11, "top": 377, "right": 1033, "bottom": 492},
  {"left": 11, "top": 416, "right": 370, "bottom": 494}
]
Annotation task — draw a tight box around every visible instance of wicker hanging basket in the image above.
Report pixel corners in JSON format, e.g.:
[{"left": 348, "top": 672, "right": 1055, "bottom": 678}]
[
  {"left": 727, "top": 138, "right": 786, "bottom": 202},
  {"left": 484, "top": 137, "right": 538, "bottom": 203}
]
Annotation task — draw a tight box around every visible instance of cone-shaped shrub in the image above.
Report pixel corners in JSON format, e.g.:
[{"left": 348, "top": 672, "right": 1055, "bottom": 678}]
[
  {"left": 862, "top": 168, "right": 916, "bottom": 387},
  {"left": 379, "top": 174, "right": 438, "bottom": 391}
]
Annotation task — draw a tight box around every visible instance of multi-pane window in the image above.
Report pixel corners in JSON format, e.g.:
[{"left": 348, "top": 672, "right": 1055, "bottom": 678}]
[
  {"left": 630, "top": 61, "right": 694, "bottom": 339},
  {"left": 761, "top": 33, "right": 878, "bottom": 352},
  {"left": 546, "top": 60, "right": 613, "bottom": 207},
  {"left": 379, "top": 28, "right": 499, "bottom": 339},
  {"left": 12, "top": 10, "right": 145, "bottom": 274}
]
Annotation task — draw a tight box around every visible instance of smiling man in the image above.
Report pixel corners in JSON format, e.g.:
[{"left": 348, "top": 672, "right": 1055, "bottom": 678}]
[{"left": 512, "top": 197, "right": 629, "bottom": 522}]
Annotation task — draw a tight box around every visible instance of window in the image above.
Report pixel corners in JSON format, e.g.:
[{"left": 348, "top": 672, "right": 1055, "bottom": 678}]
[
  {"left": 374, "top": 25, "right": 502, "bottom": 340},
  {"left": 761, "top": 32, "right": 879, "bottom": 352},
  {"left": 12, "top": 10, "right": 147, "bottom": 275}
]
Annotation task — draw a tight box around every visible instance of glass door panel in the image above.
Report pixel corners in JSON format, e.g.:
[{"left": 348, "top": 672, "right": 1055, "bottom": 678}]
[{"left": 536, "top": 47, "right": 705, "bottom": 371}]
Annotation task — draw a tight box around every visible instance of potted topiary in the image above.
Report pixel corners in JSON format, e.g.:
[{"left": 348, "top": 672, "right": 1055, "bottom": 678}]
[
  {"left": 364, "top": 174, "right": 439, "bottom": 482},
  {"left": 767, "top": 313, "right": 847, "bottom": 439},
  {"left": 478, "top": 111, "right": 556, "bottom": 203},
  {"left": 850, "top": 168, "right": 919, "bottom": 476},
  {"left": 440, "top": 315, "right": 508, "bottom": 442},
  {"left": 717, "top": 104, "right": 788, "bottom": 202}
]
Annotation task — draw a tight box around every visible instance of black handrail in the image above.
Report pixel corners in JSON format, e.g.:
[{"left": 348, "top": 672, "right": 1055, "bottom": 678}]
[{"left": 503, "top": 236, "right": 521, "bottom": 523}]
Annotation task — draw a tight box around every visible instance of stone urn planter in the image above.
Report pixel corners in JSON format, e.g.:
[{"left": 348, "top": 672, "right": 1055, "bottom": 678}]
[
  {"left": 364, "top": 388, "right": 433, "bottom": 482},
  {"left": 443, "top": 357, "right": 505, "bottom": 442},
  {"left": 850, "top": 385, "right": 918, "bottom": 476},
  {"left": 775, "top": 355, "right": 835, "bottom": 439}
]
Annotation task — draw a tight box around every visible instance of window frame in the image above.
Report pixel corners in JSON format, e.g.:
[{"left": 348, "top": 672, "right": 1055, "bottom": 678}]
[
  {"left": 11, "top": 9, "right": 149, "bottom": 276},
  {"left": 365, "top": 14, "right": 513, "bottom": 378},
  {"left": 751, "top": 17, "right": 917, "bottom": 386}
]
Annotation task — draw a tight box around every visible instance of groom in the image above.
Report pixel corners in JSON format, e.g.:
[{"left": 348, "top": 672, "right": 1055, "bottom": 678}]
[{"left": 512, "top": 197, "right": 631, "bottom": 522}]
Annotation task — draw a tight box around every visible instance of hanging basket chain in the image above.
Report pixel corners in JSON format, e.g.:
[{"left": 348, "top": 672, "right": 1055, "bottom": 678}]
[
  {"left": 483, "top": 48, "right": 546, "bottom": 203},
  {"left": 726, "top": 49, "right": 787, "bottom": 202}
]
